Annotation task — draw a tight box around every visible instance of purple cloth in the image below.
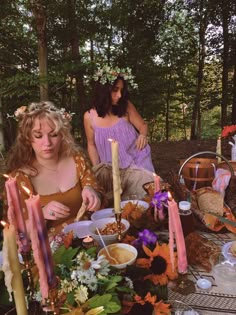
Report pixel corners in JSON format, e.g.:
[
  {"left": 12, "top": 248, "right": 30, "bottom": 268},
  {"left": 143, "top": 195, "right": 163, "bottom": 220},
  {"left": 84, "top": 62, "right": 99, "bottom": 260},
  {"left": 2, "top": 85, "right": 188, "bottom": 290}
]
[{"left": 91, "top": 112, "right": 155, "bottom": 172}]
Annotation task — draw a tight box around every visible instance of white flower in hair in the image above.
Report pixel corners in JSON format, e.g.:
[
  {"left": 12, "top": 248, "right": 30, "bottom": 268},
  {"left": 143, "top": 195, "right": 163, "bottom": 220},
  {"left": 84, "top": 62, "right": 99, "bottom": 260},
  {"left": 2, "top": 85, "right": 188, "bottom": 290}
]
[
  {"left": 93, "top": 64, "right": 138, "bottom": 89},
  {"left": 14, "top": 106, "right": 27, "bottom": 119}
]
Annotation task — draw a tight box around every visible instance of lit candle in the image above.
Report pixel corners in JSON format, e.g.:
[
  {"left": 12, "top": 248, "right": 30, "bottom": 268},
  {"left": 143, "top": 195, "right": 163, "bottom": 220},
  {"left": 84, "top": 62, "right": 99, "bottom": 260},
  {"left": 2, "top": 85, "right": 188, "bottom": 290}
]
[
  {"left": 1, "top": 221, "right": 28, "bottom": 315},
  {"left": 109, "top": 139, "right": 122, "bottom": 213},
  {"left": 4, "top": 175, "right": 30, "bottom": 253},
  {"left": 168, "top": 193, "right": 188, "bottom": 273},
  {"left": 153, "top": 173, "right": 160, "bottom": 193},
  {"left": 82, "top": 235, "right": 94, "bottom": 248},
  {"left": 23, "top": 187, "right": 57, "bottom": 300},
  {"left": 216, "top": 136, "right": 221, "bottom": 163}
]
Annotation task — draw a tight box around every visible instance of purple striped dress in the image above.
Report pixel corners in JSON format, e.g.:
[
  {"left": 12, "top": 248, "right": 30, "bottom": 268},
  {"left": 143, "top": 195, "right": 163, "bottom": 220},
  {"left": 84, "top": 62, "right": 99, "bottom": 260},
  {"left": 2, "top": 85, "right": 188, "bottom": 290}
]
[{"left": 90, "top": 111, "right": 155, "bottom": 172}]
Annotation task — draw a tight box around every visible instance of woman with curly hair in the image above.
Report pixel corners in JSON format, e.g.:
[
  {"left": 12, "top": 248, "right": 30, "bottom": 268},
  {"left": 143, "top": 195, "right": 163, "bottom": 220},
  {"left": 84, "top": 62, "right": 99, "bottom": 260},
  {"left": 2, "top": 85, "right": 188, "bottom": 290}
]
[{"left": 4, "top": 101, "right": 103, "bottom": 236}]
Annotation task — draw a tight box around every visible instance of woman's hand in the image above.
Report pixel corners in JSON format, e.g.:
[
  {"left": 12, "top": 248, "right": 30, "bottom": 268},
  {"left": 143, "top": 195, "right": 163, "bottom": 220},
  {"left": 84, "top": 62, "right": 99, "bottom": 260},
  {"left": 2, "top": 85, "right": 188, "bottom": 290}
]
[
  {"left": 136, "top": 134, "right": 148, "bottom": 150},
  {"left": 42, "top": 201, "right": 70, "bottom": 220},
  {"left": 82, "top": 186, "right": 101, "bottom": 211}
]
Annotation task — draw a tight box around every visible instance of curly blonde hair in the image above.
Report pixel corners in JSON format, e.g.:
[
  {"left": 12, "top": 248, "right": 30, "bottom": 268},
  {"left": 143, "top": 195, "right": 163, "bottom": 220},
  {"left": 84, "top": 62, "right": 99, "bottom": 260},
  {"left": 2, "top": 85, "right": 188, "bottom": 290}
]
[{"left": 7, "top": 101, "right": 78, "bottom": 173}]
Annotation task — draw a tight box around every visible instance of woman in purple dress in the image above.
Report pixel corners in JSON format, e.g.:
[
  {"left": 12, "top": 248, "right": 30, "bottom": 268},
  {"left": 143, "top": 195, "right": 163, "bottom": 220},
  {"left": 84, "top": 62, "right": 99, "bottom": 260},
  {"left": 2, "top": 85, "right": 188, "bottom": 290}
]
[{"left": 84, "top": 65, "right": 156, "bottom": 202}]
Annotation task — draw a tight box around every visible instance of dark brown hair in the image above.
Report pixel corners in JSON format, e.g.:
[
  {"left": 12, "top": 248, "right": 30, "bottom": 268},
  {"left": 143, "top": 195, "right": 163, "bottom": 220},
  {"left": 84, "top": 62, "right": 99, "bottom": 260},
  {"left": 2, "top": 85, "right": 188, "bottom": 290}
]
[{"left": 91, "top": 76, "right": 129, "bottom": 117}]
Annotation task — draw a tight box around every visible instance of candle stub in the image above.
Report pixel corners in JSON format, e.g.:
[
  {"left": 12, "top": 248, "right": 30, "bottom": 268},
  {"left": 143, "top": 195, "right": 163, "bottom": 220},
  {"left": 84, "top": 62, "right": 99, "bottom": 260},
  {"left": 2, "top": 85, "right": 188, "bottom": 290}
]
[{"left": 82, "top": 236, "right": 94, "bottom": 248}]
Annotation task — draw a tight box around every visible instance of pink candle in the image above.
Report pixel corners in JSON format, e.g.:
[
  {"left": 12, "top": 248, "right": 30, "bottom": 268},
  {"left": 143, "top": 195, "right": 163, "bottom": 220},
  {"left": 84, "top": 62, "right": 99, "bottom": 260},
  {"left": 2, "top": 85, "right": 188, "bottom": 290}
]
[
  {"left": 168, "top": 195, "right": 188, "bottom": 273},
  {"left": 24, "top": 189, "right": 57, "bottom": 299},
  {"left": 5, "top": 175, "right": 30, "bottom": 253},
  {"left": 153, "top": 174, "right": 160, "bottom": 193}
]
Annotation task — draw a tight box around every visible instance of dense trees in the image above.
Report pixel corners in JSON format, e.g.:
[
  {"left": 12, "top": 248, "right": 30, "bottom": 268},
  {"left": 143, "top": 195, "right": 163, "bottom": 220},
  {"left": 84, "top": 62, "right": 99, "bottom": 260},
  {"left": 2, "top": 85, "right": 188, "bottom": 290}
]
[{"left": 0, "top": 0, "right": 235, "bottom": 150}]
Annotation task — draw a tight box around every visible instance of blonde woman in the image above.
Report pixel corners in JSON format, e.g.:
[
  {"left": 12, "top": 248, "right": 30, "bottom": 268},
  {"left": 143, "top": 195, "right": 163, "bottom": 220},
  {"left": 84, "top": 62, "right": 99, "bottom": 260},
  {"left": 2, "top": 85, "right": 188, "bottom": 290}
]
[{"left": 4, "top": 101, "right": 103, "bottom": 236}]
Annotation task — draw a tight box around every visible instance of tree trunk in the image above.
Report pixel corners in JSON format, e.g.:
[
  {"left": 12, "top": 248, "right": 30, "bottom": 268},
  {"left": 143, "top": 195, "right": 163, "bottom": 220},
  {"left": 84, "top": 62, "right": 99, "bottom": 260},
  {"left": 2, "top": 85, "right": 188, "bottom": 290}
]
[
  {"left": 191, "top": 0, "right": 206, "bottom": 140},
  {"left": 30, "top": 0, "right": 49, "bottom": 101},
  {"left": 232, "top": 32, "right": 236, "bottom": 124},
  {"left": 221, "top": 1, "right": 229, "bottom": 127},
  {"left": 67, "top": 0, "right": 86, "bottom": 143},
  {"left": 0, "top": 97, "right": 5, "bottom": 152},
  {"left": 165, "top": 70, "right": 172, "bottom": 141}
]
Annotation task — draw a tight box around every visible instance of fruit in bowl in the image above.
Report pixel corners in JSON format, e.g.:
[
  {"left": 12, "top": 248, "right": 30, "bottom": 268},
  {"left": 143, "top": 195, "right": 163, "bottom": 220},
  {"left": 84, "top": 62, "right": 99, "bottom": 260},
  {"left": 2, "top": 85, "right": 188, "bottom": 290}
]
[
  {"left": 88, "top": 218, "right": 130, "bottom": 246},
  {"left": 98, "top": 243, "right": 138, "bottom": 269}
]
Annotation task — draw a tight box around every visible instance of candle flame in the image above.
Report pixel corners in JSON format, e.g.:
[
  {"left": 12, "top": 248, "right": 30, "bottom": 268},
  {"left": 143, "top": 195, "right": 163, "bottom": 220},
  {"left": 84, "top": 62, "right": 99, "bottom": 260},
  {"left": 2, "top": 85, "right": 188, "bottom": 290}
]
[
  {"left": 21, "top": 185, "right": 31, "bottom": 196},
  {"left": 168, "top": 191, "right": 173, "bottom": 200},
  {"left": 3, "top": 174, "right": 9, "bottom": 179},
  {"left": 108, "top": 138, "right": 113, "bottom": 142},
  {"left": 0, "top": 220, "right": 8, "bottom": 228}
]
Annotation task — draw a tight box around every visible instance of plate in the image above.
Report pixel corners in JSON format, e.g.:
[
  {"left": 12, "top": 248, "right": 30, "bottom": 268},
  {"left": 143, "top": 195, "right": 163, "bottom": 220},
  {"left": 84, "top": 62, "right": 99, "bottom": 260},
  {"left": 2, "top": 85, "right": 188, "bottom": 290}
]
[
  {"left": 222, "top": 241, "right": 236, "bottom": 265},
  {"left": 121, "top": 200, "right": 149, "bottom": 212},
  {"left": 91, "top": 208, "right": 114, "bottom": 221},
  {"left": 63, "top": 221, "right": 92, "bottom": 239}
]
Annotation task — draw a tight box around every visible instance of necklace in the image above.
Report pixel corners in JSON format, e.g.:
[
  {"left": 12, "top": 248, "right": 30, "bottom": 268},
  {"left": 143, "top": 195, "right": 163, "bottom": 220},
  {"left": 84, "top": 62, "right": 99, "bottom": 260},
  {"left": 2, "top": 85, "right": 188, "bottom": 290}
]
[{"left": 37, "top": 161, "right": 59, "bottom": 172}]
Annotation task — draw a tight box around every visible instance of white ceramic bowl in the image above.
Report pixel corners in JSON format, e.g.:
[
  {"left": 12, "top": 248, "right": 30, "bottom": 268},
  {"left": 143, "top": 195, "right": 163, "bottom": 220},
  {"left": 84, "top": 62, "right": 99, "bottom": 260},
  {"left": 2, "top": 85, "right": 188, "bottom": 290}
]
[
  {"left": 98, "top": 243, "right": 138, "bottom": 269},
  {"left": 121, "top": 200, "right": 149, "bottom": 212},
  {"left": 88, "top": 218, "right": 130, "bottom": 246},
  {"left": 63, "top": 221, "right": 92, "bottom": 238},
  {"left": 91, "top": 208, "right": 114, "bottom": 221}
]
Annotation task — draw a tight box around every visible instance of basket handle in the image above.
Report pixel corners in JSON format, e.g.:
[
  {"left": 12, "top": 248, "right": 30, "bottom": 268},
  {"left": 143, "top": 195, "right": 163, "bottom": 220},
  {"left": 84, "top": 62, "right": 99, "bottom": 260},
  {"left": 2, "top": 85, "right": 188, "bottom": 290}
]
[{"left": 178, "top": 151, "right": 234, "bottom": 178}]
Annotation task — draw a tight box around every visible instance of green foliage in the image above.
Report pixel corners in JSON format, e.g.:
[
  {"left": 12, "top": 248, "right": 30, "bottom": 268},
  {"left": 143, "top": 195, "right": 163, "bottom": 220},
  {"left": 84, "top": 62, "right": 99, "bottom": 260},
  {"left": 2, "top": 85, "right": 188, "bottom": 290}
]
[
  {"left": 53, "top": 246, "right": 78, "bottom": 269},
  {"left": 88, "top": 294, "right": 121, "bottom": 314},
  {"left": 0, "top": 0, "right": 235, "bottom": 144}
]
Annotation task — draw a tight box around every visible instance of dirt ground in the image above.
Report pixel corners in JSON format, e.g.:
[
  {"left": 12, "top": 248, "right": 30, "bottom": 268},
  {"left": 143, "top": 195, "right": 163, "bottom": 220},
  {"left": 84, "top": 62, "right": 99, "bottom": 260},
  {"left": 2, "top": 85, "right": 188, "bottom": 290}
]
[{"left": 150, "top": 138, "right": 231, "bottom": 182}]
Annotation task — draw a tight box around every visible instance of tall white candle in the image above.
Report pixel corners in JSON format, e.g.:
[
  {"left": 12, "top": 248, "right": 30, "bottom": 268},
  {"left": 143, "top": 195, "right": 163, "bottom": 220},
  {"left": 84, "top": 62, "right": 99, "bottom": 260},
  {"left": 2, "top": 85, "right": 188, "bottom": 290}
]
[
  {"left": 216, "top": 136, "right": 221, "bottom": 163},
  {"left": 1, "top": 221, "right": 28, "bottom": 315},
  {"left": 110, "top": 140, "right": 121, "bottom": 213}
]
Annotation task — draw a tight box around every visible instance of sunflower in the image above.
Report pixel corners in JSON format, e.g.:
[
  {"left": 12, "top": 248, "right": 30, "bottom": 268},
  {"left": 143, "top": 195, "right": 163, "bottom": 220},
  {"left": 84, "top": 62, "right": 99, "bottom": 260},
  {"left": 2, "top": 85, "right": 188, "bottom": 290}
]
[
  {"left": 134, "top": 293, "right": 171, "bottom": 315},
  {"left": 136, "top": 242, "right": 178, "bottom": 285}
]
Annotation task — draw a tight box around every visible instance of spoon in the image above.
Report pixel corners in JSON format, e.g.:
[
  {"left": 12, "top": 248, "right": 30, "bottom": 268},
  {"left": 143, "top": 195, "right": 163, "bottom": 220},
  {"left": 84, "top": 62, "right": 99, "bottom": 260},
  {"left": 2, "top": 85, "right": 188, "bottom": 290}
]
[{"left": 96, "top": 227, "right": 119, "bottom": 264}]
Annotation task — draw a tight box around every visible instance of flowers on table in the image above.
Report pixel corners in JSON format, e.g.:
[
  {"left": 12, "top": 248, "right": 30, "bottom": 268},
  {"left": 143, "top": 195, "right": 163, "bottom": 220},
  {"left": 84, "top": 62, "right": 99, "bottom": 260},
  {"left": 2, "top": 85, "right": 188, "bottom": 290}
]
[
  {"left": 221, "top": 125, "right": 236, "bottom": 138},
  {"left": 31, "top": 229, "right": 172, "bottom": 315},
  {"left": 221, "top": 125, "right": 236, "bottom": 161},
  {"left": 33, "top": 232, "right": 133, "bottom": 315},
  {"left": 122, "top": 229, "right": 176, "bottom": 315},
  {"left": 150, "top": 191, "right": 168, "bottom": 221}
]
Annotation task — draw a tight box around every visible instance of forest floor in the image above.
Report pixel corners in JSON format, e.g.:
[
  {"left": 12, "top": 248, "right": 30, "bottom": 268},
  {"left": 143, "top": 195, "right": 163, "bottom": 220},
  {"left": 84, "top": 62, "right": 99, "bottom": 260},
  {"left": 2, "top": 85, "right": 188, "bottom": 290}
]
[{"left": 150, "top": 138, "right": 231, "bottom": 182}]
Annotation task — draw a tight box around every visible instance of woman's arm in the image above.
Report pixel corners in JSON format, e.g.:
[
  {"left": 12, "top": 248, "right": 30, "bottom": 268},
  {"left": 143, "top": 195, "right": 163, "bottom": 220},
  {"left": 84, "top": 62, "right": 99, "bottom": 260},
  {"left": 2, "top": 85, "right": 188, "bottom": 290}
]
[
  {"left": 126, "top": 101, "right": 149, "bottom": 150},
  {"left": 83, "top": 111, "right": 100, "bottom": 166}
]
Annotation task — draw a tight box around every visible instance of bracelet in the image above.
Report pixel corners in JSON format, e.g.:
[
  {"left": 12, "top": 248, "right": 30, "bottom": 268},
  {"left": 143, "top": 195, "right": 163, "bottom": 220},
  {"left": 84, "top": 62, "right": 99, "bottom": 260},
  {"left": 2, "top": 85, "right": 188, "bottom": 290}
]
[{"left": 139, "top": 134, "right": 147, "bottom": 138}]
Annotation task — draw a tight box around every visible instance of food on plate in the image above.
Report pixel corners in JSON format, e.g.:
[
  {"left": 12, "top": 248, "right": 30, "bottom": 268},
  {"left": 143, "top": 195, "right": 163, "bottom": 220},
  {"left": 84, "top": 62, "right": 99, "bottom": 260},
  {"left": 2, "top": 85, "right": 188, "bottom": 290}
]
[
  {"left": 230, "top": 241, "right": 236, "bottom": 256},
  {"left": 185, "top": 232, "right": 220, "bottom": 272},
  {"left": 97, "top": 222, "right": 126, "bottom": 235},
  {"left": 99, "top": 245, "right": 136, "bottom": 265},
  {"left": 121, "top": 202, "right": 144, "bottom": 221}
]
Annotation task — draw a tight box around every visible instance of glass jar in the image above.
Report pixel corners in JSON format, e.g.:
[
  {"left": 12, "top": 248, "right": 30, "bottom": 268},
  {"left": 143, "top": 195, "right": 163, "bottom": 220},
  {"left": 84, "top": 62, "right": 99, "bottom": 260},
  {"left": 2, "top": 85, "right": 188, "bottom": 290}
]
[{"left": 179, "top": 201, "right": 195, "bottom": 238}]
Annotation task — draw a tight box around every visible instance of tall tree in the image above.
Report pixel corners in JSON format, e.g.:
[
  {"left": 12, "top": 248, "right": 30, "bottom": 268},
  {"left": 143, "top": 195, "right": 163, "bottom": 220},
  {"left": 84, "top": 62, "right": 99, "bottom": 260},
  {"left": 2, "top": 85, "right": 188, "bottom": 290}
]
[
  {"left": 30, "top": 0, "right": 48, "bottom": 101},
  {"left": 190, "top": 0, "right": 208, "bottom": 140},
  {"left": 221, "top": 0, "right": 230, "bottom": 127}
]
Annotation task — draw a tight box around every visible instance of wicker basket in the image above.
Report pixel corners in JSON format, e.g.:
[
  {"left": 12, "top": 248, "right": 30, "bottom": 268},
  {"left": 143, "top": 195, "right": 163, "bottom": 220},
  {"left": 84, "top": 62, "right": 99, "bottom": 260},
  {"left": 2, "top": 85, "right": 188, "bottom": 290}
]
[{"left": 217, "top": 161, "right": 236, "bottom": 216}]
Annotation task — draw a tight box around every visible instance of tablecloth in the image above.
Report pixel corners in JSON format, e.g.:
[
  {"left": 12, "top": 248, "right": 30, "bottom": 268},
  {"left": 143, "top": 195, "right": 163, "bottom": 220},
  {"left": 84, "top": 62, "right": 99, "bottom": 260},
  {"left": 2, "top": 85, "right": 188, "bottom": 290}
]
[{"left": 168, "top": 232, "right": 236, "bottom": 314}]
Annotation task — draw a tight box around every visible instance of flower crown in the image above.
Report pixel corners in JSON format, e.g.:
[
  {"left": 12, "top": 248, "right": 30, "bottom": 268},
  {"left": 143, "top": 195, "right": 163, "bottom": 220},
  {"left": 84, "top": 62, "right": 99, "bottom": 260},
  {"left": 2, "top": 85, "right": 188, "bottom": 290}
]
[
  {"left": 93, "top": 65, "right": 138, "bottom": 89},
  {"left": 7, "top": 105, "right": 75, "bottom": 122}
]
